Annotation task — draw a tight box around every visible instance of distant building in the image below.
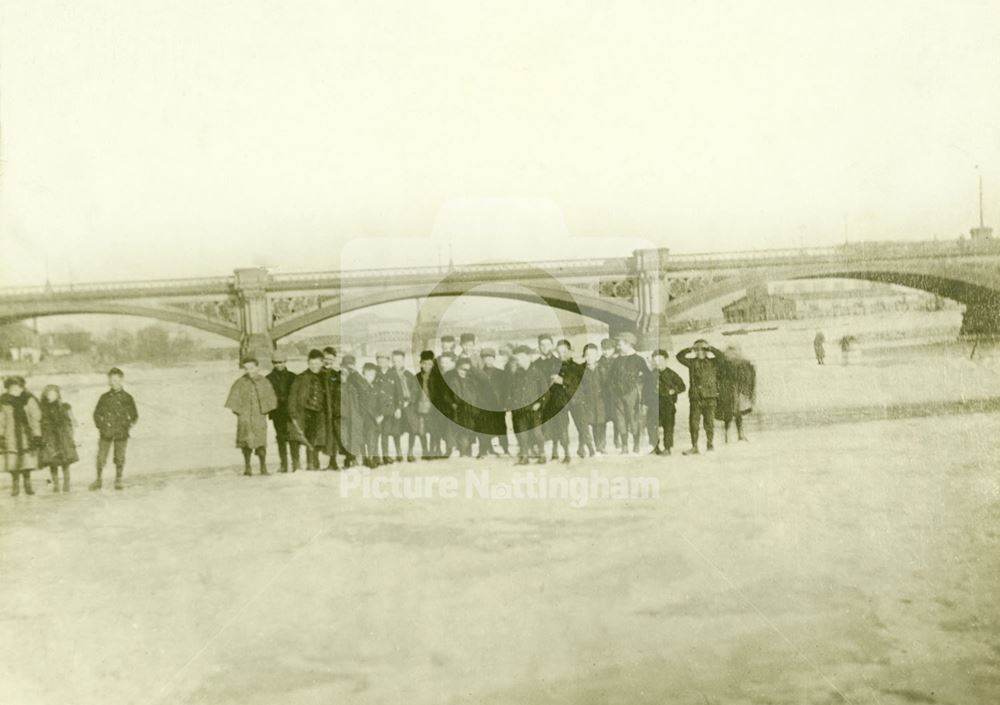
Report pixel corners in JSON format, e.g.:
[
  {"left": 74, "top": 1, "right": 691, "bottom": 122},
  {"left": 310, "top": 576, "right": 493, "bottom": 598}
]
[
  {"left": 722, "top": 279, "right": 953, "bottom": 324},
  {"left": 722, "top": 286, "right": 796, "bottom": 323}
]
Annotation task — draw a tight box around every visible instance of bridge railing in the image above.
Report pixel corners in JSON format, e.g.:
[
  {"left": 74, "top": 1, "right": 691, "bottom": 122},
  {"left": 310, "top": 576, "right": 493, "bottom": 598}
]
[
  {"left": 0, "top": 276, "right": 234, "bottom": 299},
  {"left": 269, "top": 256, "right": 634, "bottom": 285}
]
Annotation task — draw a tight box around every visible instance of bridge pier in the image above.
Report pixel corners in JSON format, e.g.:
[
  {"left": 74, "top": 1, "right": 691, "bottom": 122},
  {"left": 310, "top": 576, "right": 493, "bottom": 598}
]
[
  {"left": 633, "top": 248, "right": 672, "bottom": 351},
  {"left": 234, "top": 267, "right": 275, "bottom": 364},
  {"left": 960, "top": 299, "right": 1000, "bottom": 338}
]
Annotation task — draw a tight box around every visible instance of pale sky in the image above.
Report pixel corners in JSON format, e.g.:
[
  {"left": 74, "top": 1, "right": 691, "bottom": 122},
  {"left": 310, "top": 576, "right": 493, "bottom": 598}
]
[{"left": 2, "top": 0, "right": 999, "bottom": 286}]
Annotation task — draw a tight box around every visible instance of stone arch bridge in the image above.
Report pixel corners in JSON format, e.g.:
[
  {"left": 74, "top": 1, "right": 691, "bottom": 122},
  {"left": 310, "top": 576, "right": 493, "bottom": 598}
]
[{"left": 2, "top": 240, "right": 999, "bottom": 358}]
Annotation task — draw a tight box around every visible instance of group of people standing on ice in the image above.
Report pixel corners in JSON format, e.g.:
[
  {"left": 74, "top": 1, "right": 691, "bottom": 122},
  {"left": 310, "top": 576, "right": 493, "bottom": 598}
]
[
  {"left": 1, "top": 368, "right": 138, "bottom": 497},
  {"left": 224, "top": 331, "right": 758, "bottom": 473}
]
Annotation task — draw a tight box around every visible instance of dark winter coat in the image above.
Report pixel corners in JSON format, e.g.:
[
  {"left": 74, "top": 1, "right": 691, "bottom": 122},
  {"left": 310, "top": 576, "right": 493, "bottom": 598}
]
[
  {"left": 390, "top": 368, "right": 421, "bottom": 433},
  {"left": 609, "top": 353, "right": 647, "bottom": 398},
  {"left": 445, "top": 369, "right": 481, "bottom": 431},
  {"left": 93, "top": 389, "right": 138, "bottom": 440},
  {"left": 374, "top": 369, "right": 402, "bottom": 433},
  {"left": 339, "top": 370, "right": 370, "bottom": 456},
  {"left": 508, "top": 365, "right": 547, "bottom": 433},
  {"left": 39, "top": 400, "right": 79, "bottom": 467},
  {"left": 266, "top": 367, "right": 297, "bottom": 425},
  {"left": 571, "top": 363, "right": 608, "bottom": 427},
  {"left": 717, "top": 357, "right": 756, "bottom": 421},
  {"left": 676, "top": 347, "right": 725, "bottom": 401},
  {"left": 479, "top": 365, "right": 509, "bottom": 435},
  {"left": 287, "top": 369, "right": 328, "bottom": 447}
]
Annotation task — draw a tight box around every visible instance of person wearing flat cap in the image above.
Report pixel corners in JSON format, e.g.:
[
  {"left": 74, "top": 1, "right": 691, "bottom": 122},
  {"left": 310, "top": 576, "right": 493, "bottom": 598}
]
[
  {"left": 446, "top": 357, "right": 482, "bottom": 457},
  {"left": 91, "top": 368, "right": 138, "bottom": 490},
  {"left": 266, "top": 350, "right": 299, "bottom": 472},
  {"left": 478, "top": 347, "right": 510, "bottom": 455},
  {"left": 676, "top": 338, "right": 726, "bottom": 454},
  {"left": 225, "top": 356, "right": 278, "bottom": 476},
  {"left": 389, "top": 350, "right": 422, "bottom": 462},
  {"left": 609, "top": 332, "right": 648, "bottom": 455},
  {"left": 414, "top": 350, "right": 443, "bottom": 459},
  {"left": 508, "top": 345, "right": 547, "bottom": 464},
  {"left": 374, "top": 352, "right": 403, "bottom": 465},
  {"left": 598, "top": 338, "right": 618, "bottom": 450},
  {"left": 288, "top": 350, "right": 330, "bottom": 470}
]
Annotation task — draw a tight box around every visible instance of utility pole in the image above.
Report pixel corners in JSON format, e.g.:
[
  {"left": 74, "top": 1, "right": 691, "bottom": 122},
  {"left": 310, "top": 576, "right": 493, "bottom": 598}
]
[{"left": 979, "top": 171, "right": 985, "bottom": 229}]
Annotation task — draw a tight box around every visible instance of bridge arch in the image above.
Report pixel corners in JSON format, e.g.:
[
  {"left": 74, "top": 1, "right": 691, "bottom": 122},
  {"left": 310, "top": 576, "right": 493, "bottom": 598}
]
[
  {"left": 0, "top": 301, "right": 243, "bottom": 342},
  {"left": 665, "top": 261, "right": 1000, "bottom": 318},
  {"left": 269, "top": 282, "right": 640, "bottom": 341}
]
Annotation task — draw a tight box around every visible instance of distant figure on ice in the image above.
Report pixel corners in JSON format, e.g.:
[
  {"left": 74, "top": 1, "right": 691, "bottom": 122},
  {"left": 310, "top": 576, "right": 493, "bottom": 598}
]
[
  {"left": 839, "top": 335, "right": 856, "bottom": 365},
  {"left": 677, "top": 340, "right": 725, "bottom": 455},
  {"left": 266, "top": 350, "right": 299, "bottom": 472},
  {"left": 645, "top": 350, "right": 686, "bottom": 455},
  {"left": 91, "top": 368, "right": 138, "bottom": 491},
  {"left": 226, "top": 357, "right": 278, "bottom": 476},
  {"left": 39, "top": 384, "right": 79, "bottom": 492},
  {"left": 813, "top": 331, "right": 826, "bottom": 365},
  {"left": 717, "top": 345, "right": 756, "bottom": 443},
  {"left": 1, "top": 376, "right": 42, "bottom": 497}
]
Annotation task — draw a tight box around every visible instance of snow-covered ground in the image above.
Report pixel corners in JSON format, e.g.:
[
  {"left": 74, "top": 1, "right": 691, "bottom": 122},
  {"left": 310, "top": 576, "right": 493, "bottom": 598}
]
[
  {"left": 2, "top": 414, "right": 998, "bottom": 705},
  {"left": 2, "top": 311, "right": 1000, "bottom": 704}
]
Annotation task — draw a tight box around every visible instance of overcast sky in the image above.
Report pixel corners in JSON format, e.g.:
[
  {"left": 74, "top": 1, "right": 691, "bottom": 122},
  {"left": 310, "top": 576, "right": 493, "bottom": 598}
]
[{"left": 1, "top": 0, "right": 999, "bottom": 286}]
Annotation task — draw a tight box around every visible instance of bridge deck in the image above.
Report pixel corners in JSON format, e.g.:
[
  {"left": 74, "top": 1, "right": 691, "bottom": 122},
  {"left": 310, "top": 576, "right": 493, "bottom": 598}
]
[{"left": 0, "top": 240, "right": 997, "bottom": 302}]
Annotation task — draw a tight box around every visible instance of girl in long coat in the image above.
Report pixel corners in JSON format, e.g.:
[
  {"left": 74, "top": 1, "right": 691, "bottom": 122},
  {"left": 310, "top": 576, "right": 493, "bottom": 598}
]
[
  {"left": 39, "top": 385, "right": 79, "bottom": 492},
  {"left": 716, "top": 346, "right": 756, "bottom": 442},
  {"left": 225, "top": 359, "right": 278, "bottom": 475},
  {"left": 0, "top": 376, "right": 43, "bottom": 496}
]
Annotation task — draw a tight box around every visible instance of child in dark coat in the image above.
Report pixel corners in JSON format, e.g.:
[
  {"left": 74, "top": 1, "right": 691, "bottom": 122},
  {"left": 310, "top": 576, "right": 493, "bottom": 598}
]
[{"left": 39, "top": 385, "right": 79, "bottom": 492}]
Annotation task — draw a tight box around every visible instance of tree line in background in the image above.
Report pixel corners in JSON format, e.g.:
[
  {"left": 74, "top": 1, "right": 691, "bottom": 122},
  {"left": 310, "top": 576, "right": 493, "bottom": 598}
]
[{"left": 0, "top": 322, "right": 233, "bottom": 364}]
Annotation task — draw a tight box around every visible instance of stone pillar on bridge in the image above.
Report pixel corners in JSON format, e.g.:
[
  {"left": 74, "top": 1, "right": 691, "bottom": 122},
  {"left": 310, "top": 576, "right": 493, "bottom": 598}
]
[
  {"left": 633, "top": 248, "right": 672, "bottom": 351},
  {"left": 413, "top": 297, "right": 445, "bottom": 352},
  {"left": 234, "top": 267, "right": 275, "bottom": 364}
]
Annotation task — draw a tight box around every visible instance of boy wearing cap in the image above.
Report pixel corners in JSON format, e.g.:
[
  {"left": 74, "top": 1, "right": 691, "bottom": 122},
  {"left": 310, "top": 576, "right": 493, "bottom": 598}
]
[
  {"left": 645, "top": 350, "right": 687, "bottom": 455},
  {"left": 676, "top": 339, "right": 725, "bottom": 454},
  {"left": 571, "top": 343, "right": 607, "bottom": 458},
  {"left": 432, "top": 352, "right": 458, "bottom": 459},
  {"left": 390, "top": 350, "right": 421, "bottom": 462},
  {"left": 288, "top": 350, "right": 329, "bottom": 470},
  {"left": 609, "top": 332, "right": 647, "bottom": 455},
  {"left": 545, "top": 339, "right": 581, "bottom": 463},
  {"left": 356, "top": 363, "right": 384, "bottom": 468},
  {"left": 414, "top": 351, "right": 437, "bottom": 458},
  {"left": 226, "top": 357, "right": 279, "bottom": 476},
  {"left": 338, "top": 353, "right": 365, "bottom": 467},
  {"left": 267, "top": 350, "right": 299, "bottom": 472},
  {"left": 90, "top": 368, "right": 139, "bottom": 490},
  {"left": 509, "top": 345, "right": 547, "bottom": 464},
  {"left": 599, "top": 338, "right": 617, "bottom": 450},
  {"left": 374, "top": 352, "right": 402, "bottom": 464},
  {"left": 479, "top": 348, "right": 510, "bottom": 455},
  {"left": 321, "top": 347, "right": 343, "bottom": 470},
  {"left": 448, "top": 357, "right": 482, "bottom": 457}
]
